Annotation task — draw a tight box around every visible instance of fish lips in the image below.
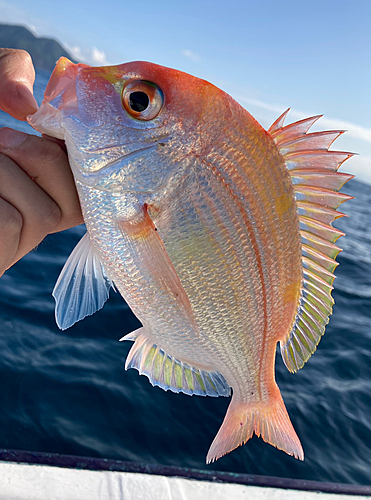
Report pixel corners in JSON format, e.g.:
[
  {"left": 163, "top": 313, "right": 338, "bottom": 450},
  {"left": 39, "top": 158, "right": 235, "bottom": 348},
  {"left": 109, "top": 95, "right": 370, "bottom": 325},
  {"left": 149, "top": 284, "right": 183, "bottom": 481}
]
[
  {"left": 28, "top": 58, "right": 79, "bottom": 138},
  {"left": 28, "top": 57, "right": 114, "bottom": 137}
]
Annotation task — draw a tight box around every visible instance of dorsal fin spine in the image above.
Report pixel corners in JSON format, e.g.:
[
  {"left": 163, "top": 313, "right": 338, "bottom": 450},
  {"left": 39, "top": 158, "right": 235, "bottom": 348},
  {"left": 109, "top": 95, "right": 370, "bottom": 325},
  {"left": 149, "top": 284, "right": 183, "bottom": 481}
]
[
  {"left": 299, "top": 216, "right": 345, "bottom": 242},
  {"left": 301, "top": 292, "right": 328, "bottom": 321},
  {"left": 270, "top": 111, "right": 353, "bottom": 373},
  {"left": 268, "top": 108, "right": 290, "bottom": 134},
  {"left": 297, "top": 201, "right": 347, "bottom": 224},
  {"left": 303, "top": 257, "right": 336, "bottom": 281},
  {"left": 285, "top": 150, "right": 354, "bottom": 171},
  {"left": 302, "top": 276, "right": 333, "bottom": 299},
  {"left": 270, "top": 115, "right": 322, "bottom": 141}
]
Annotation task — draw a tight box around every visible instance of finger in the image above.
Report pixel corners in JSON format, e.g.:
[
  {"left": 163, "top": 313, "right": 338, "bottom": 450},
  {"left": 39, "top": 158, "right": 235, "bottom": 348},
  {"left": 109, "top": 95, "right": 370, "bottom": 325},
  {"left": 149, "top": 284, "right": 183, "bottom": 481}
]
[
  {"left": 42, "top": 133, "right": 67, "bottom": 153},
  {"left": 0, "top": 128, "right": 83, "bottom": 232},
  {"left": 0, "top": 197, "right": 22, "bottom": 275},
  {"left": 0, "top": 153, "right": 61, "bottom": 272},
  {"left": 0, "top": 49, "right": 38, "bottom": 121}
]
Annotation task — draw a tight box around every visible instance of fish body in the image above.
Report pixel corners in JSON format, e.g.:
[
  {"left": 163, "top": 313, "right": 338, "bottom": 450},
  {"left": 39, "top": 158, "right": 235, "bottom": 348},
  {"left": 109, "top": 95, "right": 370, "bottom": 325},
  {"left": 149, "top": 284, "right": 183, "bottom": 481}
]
[{"left": 29, "top": 58, "right": 352, "bottom": 462}]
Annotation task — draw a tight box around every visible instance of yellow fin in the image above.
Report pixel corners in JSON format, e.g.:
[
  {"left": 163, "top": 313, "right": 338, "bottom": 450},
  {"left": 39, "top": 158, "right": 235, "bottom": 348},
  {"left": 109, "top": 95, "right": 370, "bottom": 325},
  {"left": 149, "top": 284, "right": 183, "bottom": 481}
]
[{"left": 121, "top": 328, "right": 230, "bottom": 398}]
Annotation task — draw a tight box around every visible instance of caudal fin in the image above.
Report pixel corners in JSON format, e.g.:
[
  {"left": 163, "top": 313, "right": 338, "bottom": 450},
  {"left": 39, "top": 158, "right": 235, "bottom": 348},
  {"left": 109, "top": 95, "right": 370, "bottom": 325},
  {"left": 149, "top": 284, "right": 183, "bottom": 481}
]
[{"left": 206, "top": 390, "right": 304, "bottom": 463}]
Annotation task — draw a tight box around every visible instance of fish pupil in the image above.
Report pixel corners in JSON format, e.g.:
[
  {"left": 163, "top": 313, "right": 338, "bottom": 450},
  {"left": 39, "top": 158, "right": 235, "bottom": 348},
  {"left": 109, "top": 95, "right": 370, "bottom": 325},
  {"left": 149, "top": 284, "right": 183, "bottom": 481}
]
[{"left": 129, "top": 91, "right": 149, "bottom": 112}]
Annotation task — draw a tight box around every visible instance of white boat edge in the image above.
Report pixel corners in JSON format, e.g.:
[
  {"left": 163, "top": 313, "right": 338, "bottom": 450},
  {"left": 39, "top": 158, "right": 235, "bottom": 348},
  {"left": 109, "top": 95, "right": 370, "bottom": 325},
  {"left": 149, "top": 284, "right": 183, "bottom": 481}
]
[{"left": 0, "top": 451, "right": 369, "bottom": 500}]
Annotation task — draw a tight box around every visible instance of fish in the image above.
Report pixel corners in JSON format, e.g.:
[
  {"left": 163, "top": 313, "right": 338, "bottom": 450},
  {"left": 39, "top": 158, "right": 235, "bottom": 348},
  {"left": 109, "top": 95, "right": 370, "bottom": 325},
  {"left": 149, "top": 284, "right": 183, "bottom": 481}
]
[{"left": 28, "top": 57, "right": 353, "bottom": 463}]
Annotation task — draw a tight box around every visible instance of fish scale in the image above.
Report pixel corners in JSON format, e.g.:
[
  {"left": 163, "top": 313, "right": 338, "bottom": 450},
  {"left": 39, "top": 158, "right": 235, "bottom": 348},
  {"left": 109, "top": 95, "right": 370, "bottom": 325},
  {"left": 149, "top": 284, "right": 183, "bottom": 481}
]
[
  {"left": 160, "top": 172, "right": 263, "bottom": 355},
  {"left": 78, "top": 181, "right": 209, "bottom": 366},
  {"left": 151, "top": 153, "right": 297, "bottom": 406},
  {"left": 204, "top": 151, "right": 301, "bottom": 341},
  {"left": 29, "top": 57, "right": 352, "bottom": 463}
]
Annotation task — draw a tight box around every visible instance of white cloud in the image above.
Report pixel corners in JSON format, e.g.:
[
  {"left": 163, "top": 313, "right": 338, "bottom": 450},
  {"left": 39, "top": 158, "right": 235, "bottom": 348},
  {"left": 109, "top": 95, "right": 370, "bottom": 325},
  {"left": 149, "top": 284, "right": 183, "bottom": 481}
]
[
  {"left": 91, "top": 47, "right": 108, "bottom": 66},
  {"left": 65, "top": 44, "right": 109, "bottom": 66},
  {"left": 66, "top": 45, "right": 84, "bottom": 62},
  {"left": 182, "top": 49, "right": 201, "bottom": 62},
  {"left": 28, "top": 24, "right": 38, "bottom": 36},
  {"left": 234, "top": 94, "right": 371, "bottom": 185},
  {"left": 235, "top": 95, "right": 371, "bottom": 144},
  {"left": 340, "top": 155, "right": 371, "bottom": 185},
  {"left": 236, "top": 96, "right": 283, "bottom": 115},
  {"left": 316, "top": 117, "right": 371, "bottom": 144}
]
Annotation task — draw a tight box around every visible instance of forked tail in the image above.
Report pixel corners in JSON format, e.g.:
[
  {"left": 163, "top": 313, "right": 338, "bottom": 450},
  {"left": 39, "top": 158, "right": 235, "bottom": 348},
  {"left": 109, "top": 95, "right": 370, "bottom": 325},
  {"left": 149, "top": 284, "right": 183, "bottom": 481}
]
[{"left": 206, "top": 387, "right": 304, "bottom": 463}]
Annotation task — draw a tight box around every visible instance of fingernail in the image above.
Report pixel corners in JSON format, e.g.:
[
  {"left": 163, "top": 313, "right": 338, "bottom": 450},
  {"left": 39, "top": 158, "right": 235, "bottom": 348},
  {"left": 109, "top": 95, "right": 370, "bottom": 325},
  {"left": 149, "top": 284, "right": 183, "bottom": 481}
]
[
  {"left": 0, "top": 128, "right": 26, "bottom": 149},
  {"left": 16, "top": 83, "right": 38, "bottom": 113}
]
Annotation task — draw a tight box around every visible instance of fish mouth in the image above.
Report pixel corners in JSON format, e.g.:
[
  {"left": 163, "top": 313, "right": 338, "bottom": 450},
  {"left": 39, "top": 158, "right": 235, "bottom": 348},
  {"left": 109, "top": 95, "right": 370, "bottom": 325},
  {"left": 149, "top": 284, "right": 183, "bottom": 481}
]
[
  {"left": 43, "top": 57, "right": 80, "bottom": 101},
  {"left": 28, "top": 57, "right": 82, "bottom": 138}
]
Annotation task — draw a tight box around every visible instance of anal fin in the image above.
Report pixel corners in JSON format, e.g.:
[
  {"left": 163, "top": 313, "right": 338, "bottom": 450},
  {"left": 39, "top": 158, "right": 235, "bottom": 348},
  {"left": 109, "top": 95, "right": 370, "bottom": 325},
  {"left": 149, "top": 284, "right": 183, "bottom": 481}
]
[{"left": 121, "top": 328, "right": 230, "bottom": 398}]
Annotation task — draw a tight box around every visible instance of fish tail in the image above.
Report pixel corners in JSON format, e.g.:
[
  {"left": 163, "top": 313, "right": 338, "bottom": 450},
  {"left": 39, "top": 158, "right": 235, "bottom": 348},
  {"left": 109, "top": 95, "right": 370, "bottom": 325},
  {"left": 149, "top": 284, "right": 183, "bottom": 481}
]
[{"left": 206, "top": 388, "right": 303, "bottom": 463}]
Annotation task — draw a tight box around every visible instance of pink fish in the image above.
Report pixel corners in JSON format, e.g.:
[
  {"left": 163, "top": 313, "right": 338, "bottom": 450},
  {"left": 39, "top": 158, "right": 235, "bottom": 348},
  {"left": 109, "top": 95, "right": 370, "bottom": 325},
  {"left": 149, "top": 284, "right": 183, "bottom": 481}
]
[{"left": 29, "top": 58, "right": 353, "bottom": 462}]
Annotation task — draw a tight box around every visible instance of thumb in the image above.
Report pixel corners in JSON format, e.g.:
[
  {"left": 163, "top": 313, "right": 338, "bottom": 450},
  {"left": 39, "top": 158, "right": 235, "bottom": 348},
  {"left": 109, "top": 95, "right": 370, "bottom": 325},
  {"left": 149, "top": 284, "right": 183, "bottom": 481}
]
[{"left": 0, "top": 49, "right": 38, "bottom": 121}]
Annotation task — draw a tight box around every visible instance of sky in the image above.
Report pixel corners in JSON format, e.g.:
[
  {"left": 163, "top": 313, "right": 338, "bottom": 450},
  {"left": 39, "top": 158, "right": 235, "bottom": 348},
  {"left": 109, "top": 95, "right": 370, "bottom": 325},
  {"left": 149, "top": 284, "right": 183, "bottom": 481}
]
[{"left": 1, "top": 0, "right": 370, "bottom": 183}]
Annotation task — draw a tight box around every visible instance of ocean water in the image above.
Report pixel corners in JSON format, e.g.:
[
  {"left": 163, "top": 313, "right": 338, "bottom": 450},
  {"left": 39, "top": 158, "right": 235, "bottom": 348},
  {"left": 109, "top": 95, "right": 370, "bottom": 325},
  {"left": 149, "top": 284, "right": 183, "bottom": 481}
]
[{"left": 0, "top": 69, "right": 370, "bottom": 486}]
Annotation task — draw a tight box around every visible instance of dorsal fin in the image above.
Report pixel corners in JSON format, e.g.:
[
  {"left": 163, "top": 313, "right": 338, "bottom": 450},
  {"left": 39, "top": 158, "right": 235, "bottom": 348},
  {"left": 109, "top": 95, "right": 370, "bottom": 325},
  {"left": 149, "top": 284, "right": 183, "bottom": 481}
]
[
  {"left": 269, "top": 111, "right": 354, "bottom": 373},
  {"left": 268, "top": 108, "right": 291, "bottom": 134}
]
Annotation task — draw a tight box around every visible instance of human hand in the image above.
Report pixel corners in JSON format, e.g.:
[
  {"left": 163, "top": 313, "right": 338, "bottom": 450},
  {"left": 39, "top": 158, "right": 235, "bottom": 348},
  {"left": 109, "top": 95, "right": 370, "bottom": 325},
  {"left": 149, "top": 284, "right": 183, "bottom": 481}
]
[{"left": 0, "top": 49, "right": 83, "bottom": 277}]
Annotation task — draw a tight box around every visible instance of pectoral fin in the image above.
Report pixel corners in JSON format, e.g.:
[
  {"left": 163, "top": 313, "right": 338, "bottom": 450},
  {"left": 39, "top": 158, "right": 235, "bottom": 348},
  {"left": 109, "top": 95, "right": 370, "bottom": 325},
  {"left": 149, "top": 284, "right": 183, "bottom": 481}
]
[
  {"left": 53, "top": 232, "right": 112, "bottom": 330},
  {"left": 119, "top": 203, "right": 199, "bottom": 334}
]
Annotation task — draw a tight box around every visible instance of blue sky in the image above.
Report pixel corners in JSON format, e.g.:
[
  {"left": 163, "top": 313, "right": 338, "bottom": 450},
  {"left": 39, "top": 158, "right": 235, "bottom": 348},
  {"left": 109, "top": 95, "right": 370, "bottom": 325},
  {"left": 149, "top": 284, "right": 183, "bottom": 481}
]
[{"left": 1, "top": 0, "right": 370, "bottom": 183}]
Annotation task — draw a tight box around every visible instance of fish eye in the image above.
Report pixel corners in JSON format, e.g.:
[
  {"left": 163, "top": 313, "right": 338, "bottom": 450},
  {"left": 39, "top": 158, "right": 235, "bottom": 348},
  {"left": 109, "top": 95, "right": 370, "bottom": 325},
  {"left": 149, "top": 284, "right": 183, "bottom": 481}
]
[{"left": 122, "top": 80, "right": 163, "bottom": 120}]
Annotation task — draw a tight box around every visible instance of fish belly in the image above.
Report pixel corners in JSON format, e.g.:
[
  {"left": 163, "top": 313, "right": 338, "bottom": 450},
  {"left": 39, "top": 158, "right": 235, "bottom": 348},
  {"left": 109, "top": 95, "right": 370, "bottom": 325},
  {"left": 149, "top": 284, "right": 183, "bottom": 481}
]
[{"left": 74, "top": 180, "right": 216, "bottom": 370}]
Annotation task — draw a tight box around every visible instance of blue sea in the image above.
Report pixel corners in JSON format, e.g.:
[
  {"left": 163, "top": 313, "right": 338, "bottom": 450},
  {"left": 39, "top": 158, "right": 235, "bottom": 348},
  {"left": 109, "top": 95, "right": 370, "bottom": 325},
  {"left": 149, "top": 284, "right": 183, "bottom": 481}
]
[{"left": 0, "top": 69, "right": 370, "bottom": 486}]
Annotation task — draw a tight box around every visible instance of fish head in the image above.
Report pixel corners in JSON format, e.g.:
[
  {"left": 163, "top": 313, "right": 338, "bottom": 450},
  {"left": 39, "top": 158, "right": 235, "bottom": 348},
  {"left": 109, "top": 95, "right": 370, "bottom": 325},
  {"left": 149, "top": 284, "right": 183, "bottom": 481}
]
[{"left": 29, "top": 58, "right": 224, "bottom": 193}]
